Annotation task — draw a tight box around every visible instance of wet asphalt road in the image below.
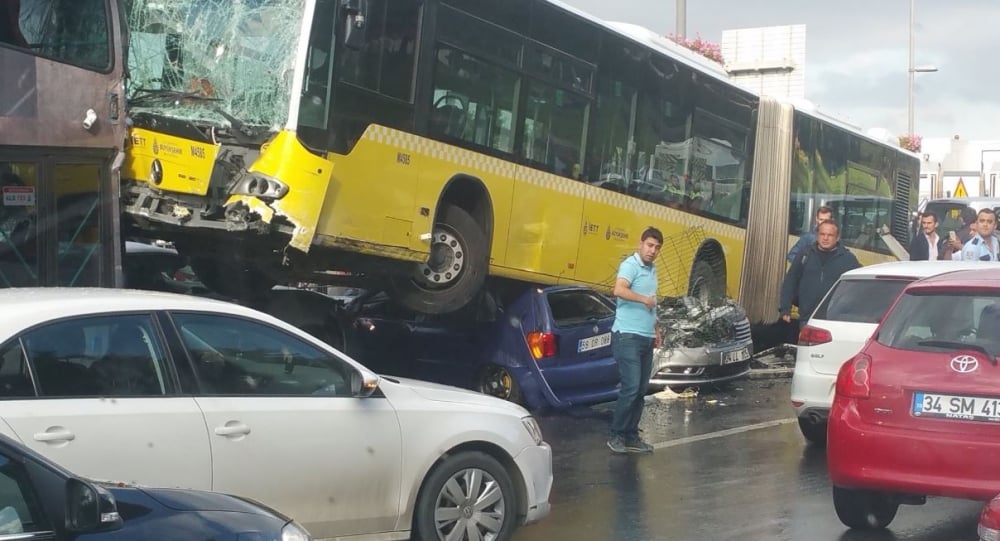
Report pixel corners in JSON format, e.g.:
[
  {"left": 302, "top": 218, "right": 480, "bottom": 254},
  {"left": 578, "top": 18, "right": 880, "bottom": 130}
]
[{"left": 514, "top": 378, "right": 984, "bottom": 541}]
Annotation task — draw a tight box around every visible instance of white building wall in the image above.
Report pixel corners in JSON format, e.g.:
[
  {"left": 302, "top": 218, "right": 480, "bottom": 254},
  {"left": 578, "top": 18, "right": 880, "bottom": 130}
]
[
  {"left": 920, "top": 137, "right": 1000, "bottom": 198},
  {"left": 721, "top": 25, "right": 806, "bottom": 99}
]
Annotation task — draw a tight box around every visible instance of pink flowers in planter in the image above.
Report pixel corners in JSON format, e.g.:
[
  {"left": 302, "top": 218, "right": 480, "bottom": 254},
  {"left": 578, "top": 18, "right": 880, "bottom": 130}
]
[
  {"left": 898, "top": 134, "right": 922, "bottom": 153},
  {"left": 668, "top": 34, "right": 724, "bottom": 64}
]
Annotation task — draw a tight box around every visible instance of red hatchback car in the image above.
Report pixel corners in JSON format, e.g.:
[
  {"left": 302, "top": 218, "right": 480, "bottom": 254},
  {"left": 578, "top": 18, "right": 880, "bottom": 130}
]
[{"left": 828, "top": 268, "right": 1000, "bottom": 530}]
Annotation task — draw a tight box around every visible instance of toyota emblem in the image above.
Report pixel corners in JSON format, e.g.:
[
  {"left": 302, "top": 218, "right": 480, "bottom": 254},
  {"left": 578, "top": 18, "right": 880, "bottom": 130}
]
[{"left": 950, "top": 355, "right": 979, "bottom": 374}]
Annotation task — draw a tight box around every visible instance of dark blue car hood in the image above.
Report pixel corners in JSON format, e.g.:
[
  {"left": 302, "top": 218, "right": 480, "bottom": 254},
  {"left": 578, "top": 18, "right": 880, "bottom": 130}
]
[{"left": 127, "top": 486, "right": 287, "bottom": 519}]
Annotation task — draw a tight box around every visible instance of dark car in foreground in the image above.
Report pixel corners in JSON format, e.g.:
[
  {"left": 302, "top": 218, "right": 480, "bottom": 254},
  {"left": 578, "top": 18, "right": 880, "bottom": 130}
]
[
  {"left": 124, "top": 241, "right": 351, "bottom": 349},
  {"left": 828, "top": 267, "right": 1000, "bottom": 530},
  {"left": 0, "top": 433, "right": 309, "bottom": 540}
]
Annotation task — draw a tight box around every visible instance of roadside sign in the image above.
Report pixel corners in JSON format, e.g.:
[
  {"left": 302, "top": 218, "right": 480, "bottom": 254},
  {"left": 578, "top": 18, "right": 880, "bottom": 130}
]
[{"left": 954, "top": 178, "right": 968, "bottom": 198}]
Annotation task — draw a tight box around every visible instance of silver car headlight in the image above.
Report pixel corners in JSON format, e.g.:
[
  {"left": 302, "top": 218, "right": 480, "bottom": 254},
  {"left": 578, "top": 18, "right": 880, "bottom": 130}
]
[
  {"left": 281, "top": 520, "right": 312, "bottom": 541},
  {"left": 521, "top": 416, "right": 544, "bottom": 446}
]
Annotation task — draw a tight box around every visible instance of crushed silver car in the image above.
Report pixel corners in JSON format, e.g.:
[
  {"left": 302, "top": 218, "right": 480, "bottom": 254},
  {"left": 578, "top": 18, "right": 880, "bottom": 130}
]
[{"left": 651, "top": 297, "right": 754, "bottom": 388}]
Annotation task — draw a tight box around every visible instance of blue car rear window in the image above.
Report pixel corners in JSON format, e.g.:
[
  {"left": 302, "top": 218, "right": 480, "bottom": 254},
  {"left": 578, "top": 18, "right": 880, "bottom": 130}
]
[{"left": 546, "top": 290, "right": 614, "bottom": 328}]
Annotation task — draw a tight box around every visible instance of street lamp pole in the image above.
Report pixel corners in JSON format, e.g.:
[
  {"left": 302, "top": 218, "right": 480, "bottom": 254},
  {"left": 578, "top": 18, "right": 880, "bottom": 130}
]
[
  {"left": 676, "top": 0, "right": 686, "bottom": 40},
  {"left": 908, "top": 0, "right": 915, "bottom": 135},
  {"left": 907, "top": 0, "right": 938, "bottom": 136}
]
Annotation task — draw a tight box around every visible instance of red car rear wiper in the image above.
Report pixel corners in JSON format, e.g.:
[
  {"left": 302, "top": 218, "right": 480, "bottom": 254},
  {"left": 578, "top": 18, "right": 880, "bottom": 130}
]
[{"left": 917, "top": 340, "right": 999, "bottom": 365}]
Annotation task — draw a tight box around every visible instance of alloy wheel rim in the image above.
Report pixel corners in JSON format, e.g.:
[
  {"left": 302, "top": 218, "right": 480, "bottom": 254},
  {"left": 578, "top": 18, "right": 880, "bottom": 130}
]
[
  {"left": 433, "top": 467, "right": 505, "bottom": 541},
  {"left": 481, "top": 367, "right": 512, "bottom": 400}
]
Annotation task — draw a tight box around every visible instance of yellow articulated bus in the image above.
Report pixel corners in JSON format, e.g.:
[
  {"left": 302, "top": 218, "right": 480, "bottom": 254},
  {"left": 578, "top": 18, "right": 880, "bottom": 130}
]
[{"left": 121, "top": 0, "right": 918, "bottom": 321}]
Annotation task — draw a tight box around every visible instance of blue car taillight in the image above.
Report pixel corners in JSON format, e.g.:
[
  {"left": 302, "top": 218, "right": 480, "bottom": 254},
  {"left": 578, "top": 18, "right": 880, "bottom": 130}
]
[{"left": 527, "top": 331, "right": 557, "bottom": 360}]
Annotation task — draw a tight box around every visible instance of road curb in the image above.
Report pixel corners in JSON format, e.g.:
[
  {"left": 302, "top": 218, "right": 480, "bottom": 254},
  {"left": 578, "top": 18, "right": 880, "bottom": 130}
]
[{"left": 748, "top": 367, "right": 794, "bottom": 379}]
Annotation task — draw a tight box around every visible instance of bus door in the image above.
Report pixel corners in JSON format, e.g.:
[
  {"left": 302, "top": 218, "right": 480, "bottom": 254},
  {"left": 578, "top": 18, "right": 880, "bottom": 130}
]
[{"left": 0, "top": 154, "right": 115, "bottom": 288}]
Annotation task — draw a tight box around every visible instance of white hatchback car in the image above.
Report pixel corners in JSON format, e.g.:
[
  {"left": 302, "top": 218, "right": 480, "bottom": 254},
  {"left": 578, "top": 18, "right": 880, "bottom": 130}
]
[
  {"left": 791, "top": 260, "right": 994, "bottom": 444},
  {"left": 0, "top": 289, "right": 552, "bottom": 541}
]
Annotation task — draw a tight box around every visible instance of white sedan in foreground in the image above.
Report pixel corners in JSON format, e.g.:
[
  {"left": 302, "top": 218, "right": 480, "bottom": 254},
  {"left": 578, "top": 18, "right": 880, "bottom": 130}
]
[{"left": 0, "top": 288, "right": 552, "bottom": 541}]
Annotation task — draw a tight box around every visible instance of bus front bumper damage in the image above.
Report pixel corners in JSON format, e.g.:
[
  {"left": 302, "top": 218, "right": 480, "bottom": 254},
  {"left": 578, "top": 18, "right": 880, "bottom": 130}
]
[{"left": 125, "top": 132, "right": 333, "bottom": 253}]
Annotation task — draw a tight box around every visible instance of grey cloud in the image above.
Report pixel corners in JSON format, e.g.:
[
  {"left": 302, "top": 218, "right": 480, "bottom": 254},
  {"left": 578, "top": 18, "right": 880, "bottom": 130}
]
[{"left": 562, "top": 0, "right": 1000, "bottom": 138}]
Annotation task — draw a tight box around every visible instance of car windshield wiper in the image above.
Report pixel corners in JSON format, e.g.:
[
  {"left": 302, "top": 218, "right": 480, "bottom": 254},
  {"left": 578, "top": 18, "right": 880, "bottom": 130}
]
[{"left": 917, "top": 340, "right": 999, "bottom": 365}]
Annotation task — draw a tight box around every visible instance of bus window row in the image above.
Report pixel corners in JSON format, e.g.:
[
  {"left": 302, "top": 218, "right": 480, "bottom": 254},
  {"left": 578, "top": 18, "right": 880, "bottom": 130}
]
[
  {"left": 425, "top": 6, "right": 753, "bottom": 225},
  {"left": 789, "top": 113, "right": 905, "bottom": 255}
]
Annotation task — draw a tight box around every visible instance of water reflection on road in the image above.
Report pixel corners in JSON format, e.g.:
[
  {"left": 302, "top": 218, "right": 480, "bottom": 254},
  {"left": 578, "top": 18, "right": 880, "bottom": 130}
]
[{"left": 515, "top": 380, "right": 982, "bottom": 541}]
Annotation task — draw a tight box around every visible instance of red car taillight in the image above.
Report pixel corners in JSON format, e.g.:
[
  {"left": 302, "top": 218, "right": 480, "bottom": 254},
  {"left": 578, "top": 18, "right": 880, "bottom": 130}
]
[
  {"left": 527, "top": 332, "right": 557, "bottom": 360},
  {"left": 798, "top": 325, "right": 832, "bottom": 346},
  {"left": 835, "top": 353, "right": 872, "bottom": 399},
  {"left": 979, "top": 497, "right": 1000, "bottom": 540}
]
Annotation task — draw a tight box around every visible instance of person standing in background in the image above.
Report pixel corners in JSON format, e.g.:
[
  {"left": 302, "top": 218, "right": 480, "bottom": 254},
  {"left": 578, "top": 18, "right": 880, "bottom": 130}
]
[
  {"left": 787, "top": 206, "right": 834, "bottom": 264},
  {"left": 908, "top": 212, "right": 943, "bottom": 261},
  {"left": 779, "top": 221, "right": 861, "bottom": 328}
]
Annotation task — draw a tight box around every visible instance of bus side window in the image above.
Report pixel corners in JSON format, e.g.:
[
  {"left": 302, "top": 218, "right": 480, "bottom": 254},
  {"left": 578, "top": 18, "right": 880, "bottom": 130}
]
[{"left": 16, "top": 0, "right": 111, "bottom": 71}]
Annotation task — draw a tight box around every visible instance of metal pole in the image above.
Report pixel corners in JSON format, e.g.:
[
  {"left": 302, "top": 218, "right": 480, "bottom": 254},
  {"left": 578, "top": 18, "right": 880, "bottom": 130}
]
[
  {"left": 676, "top": 0, "right": 687, "bottom": 40},
  {"left": 907, "top": 0, "right": 915, "bottom": 135}
]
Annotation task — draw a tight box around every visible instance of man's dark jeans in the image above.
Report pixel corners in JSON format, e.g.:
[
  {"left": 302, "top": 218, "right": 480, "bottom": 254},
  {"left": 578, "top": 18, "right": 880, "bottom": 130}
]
[{"left": 610, "top": 331, "right": 654, "bottom": 440}]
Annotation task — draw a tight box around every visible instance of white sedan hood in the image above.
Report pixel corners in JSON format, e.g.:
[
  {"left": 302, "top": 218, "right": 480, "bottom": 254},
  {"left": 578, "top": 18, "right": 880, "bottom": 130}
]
[{"left": 382, "top": 376, "right": 529, "bottom": 415}]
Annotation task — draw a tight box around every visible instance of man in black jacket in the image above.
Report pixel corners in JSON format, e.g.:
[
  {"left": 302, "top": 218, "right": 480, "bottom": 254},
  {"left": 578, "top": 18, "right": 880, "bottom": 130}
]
[
  {"left": 908, "top": 211, "right": 945, "bottom": 261},
  {"left": 779, "top": 220, "right": 861, "bottom": 328}
]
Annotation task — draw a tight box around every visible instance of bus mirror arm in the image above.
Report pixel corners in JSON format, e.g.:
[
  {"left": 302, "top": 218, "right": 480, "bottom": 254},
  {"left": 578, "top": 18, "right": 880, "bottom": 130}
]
[
  {"left": 341, "top": 0, "right": 368, "bottom": 51},
  {"left": 878, "top": 224, "right": 911, "bottom": 261}
]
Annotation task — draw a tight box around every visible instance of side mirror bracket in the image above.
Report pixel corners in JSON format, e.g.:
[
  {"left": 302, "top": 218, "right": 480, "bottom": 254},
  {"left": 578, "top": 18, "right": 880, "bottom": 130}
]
[{"left": 341, "top": 0, "right": 368, "bottom": 51}]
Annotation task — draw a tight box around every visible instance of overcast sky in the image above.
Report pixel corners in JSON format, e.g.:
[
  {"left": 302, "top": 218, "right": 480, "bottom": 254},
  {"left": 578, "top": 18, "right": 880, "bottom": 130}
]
[{"left": 561, "top": 0, "right": 998, "bottom": 141}]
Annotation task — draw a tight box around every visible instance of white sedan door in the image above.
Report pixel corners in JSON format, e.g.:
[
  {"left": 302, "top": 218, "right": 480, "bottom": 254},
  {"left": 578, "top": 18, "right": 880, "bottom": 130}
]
[
  {"left": 0, "top": 314, "right": 211, "bottom": 489},
  {"left": 168, "top": 312, "right": 403, "bottom": 539}
]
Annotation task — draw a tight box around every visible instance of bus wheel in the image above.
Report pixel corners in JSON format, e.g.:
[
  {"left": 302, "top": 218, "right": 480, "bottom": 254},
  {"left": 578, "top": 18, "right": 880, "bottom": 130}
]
[
  {"left": 688, "top": 260, "right": 724, "bottom": 305},
  {"left": 392, "top": 204, "right": 488, "bottom": 314}
]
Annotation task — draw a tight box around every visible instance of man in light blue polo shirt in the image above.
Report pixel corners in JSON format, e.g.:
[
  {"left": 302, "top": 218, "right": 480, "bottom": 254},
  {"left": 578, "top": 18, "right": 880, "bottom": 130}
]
[{"left": 608, "top": 227, "right": 663, "bottom": 454}]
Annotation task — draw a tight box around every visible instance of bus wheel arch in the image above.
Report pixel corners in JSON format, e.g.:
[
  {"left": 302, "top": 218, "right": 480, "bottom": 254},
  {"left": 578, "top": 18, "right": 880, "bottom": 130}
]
[
  {"left": 437, "top": 174, "right": 494, "bottom": 242},
  {"left": 688, "top": 241, "right": 727, "bottom": 304},
  {"left": 391, "top": 175, "right": 493, "bottom": 314}
]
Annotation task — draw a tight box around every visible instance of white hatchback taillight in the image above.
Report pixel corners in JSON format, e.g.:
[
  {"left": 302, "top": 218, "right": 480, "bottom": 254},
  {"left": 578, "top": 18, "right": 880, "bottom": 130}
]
[{"left": 799, "top": 325, "right": 833, "bottom": 346}]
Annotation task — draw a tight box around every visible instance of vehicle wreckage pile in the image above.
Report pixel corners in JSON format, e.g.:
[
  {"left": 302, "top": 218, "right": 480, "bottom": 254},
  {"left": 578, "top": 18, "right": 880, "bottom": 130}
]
[{"left": 655, "top": 296, "right": 744, "bottom": 349}]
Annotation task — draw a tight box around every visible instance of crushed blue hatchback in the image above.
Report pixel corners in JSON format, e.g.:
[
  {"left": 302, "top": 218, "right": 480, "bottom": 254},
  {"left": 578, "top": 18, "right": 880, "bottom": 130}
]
[{"left": 349, "top": 285, "right": 620, "bottom": 410}]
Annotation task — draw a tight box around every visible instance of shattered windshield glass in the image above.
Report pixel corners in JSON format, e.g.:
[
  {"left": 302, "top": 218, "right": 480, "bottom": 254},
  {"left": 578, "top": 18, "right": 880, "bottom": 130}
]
[{"left": 126, "top": 0, "right": 306, "bottom": 132}]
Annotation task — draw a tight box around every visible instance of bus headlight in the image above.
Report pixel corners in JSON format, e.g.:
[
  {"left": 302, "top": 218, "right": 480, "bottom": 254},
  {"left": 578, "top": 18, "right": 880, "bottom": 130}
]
[
  {"left": 150, "top": 159, "right": 164, "bottom": 185},
  {"left": 231, "top": 172, "right": 289, "bottom": 199}
]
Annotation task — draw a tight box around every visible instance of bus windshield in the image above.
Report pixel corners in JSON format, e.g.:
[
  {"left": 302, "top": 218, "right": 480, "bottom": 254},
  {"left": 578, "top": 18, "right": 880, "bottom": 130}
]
[{"left": 126, "top": 0, "right": 306, "bottom": 132}]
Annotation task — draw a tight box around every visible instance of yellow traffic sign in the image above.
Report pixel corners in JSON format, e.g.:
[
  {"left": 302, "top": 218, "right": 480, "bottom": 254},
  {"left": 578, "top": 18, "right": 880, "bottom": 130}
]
[{"left": 955, "top": 178, "right": 968, "bottom": 197}]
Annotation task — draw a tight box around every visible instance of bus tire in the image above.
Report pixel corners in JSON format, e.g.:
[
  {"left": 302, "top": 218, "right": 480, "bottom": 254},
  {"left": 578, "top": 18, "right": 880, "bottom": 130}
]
[
  {"left": 689, "top": 260, "right": 725, "bottom": 305},
  {"left": 392, "top": 204, "right": 488, "bottom": 314}
]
